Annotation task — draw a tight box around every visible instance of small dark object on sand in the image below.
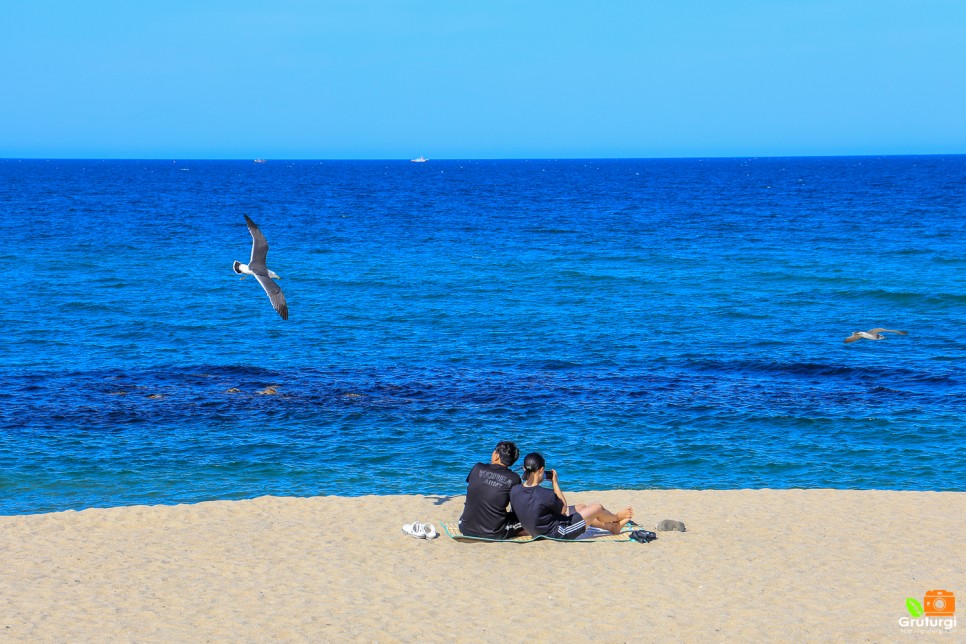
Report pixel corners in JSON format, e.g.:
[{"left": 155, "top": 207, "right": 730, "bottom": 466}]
[
  {"left": 655, "top": 519, "right": 686, "bottom": 532},
  {"left": 630, "top": 530, "right": 657, "bottom": 543}
]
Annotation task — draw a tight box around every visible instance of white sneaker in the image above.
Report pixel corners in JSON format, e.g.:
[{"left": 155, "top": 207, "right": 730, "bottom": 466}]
[
  {"left": 402, "top": 522, "right": 426, "bottom": 538},
  {"left": 419, "top": 523, "right": 438, "bottom": 539}
]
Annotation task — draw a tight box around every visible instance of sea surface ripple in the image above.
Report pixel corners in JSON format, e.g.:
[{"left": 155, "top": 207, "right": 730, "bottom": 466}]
[{"left": 1, "top": 157, "right": 964, "bottom": 514}]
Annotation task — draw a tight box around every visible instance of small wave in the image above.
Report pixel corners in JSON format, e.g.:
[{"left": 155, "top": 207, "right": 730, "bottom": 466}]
[
  {"left": 536, "top": 359, "right": 582, "bottom": 370},
  {"left": 835, "top": 288, "right": 966, "bottom": 306},
  {"left": 682, "top": 357, "right": 961, "bottom": 388},
  {"left": 687, "top": 358, "right": 854, "bottom": 378},
  {"left": 722, "top": 310, "right": 772, "bottom": 320},
  {"left": 886, "top": 248, "right": 933, "bottom": 256},
  {"left": 932, "top": 256, "right": 966, "bottom": 265},
  {"left": 555, "top": 270, "right": 622, "bottom": 282},
  {"left": 521, "top": 228, "right": 580, "bottom": 234}
]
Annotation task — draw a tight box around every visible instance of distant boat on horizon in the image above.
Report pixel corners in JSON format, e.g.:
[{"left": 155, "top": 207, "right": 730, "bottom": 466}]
[
  {"left": 410, "top": 156, "right": 428, "bottom": 163},
  {"left": 254, "top": 159, "right": 267, "bottom": 164}
]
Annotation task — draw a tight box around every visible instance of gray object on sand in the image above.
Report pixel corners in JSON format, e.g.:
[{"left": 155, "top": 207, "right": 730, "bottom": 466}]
[
  {"left": 655, "top": 519, "right": 686, "bottom": 532},
  {"left": 843, "top": 328, "right": 906, "bottom": 343},
  {"left": 233, "top": 214, "right": 289, "bottom": 320}
]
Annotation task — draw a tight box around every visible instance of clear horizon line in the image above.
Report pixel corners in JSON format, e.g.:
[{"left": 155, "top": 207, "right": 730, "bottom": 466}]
[{"left": 2, "top": 152, "right": 964, "bottom": 162}]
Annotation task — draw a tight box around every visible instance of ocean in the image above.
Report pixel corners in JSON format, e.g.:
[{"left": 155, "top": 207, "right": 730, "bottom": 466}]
[{"left": 1, "top": 156, "right": 964, "bottom": 515}]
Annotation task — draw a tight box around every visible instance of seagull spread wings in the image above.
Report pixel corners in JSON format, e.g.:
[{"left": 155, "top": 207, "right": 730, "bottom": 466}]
[
  {"left": 245, "top": 214, "right": 271, "bottom": 273},
  {"left": 234, "top": 215, "right": 289, "bottom": 320},
  {"left": 253, "top": 272, "right": 288, "bottom": 320},
  {"left": 843, "top": 328, "right": 906, "bottom": 343}
]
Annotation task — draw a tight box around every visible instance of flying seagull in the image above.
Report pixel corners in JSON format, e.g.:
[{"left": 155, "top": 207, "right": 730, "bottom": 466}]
[
  {"left": 233, "top": 214, "right": 288, "bottom": 320},
  {"left": 844, "top": 328, "right": 907, "bottom": 343}
]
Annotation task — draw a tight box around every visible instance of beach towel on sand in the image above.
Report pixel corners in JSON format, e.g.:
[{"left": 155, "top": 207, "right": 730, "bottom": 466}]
[{"left": 440, "top": 522, "right": 635, "bottom": 542}]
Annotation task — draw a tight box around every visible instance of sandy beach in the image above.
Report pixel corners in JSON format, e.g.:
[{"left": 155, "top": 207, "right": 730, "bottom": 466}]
[{"left": 1, "top": 489, "right": 962, "bottom": 642}]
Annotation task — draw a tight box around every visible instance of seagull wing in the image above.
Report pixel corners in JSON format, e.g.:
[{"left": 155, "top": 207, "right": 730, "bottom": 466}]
[
  {"left": 869, "top": 328, "right": 907, "bottom": 335},
  {"left": 843, "top": 333, "right": 861, "bottom": 343},
  {"left": 254, "top": 273, "right": 289, "bottom": 320},
  {"left": 244, "top": 215, "right": 270, "bottom": 272}
]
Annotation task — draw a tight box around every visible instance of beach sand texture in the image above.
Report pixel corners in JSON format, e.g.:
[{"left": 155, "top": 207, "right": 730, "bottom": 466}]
[{"left": 1, "top": 489, "right": 962, "bottom": 642}]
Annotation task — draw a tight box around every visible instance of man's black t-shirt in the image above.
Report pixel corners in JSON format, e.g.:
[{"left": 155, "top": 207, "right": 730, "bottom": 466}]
[{"left": 458, "top": 462, "right": 522, "bottom": 538}]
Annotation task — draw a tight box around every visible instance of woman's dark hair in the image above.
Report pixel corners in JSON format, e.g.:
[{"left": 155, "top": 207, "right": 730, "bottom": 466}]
[{"left": 521, "top": 452, "right": 546, "bottom": 478}]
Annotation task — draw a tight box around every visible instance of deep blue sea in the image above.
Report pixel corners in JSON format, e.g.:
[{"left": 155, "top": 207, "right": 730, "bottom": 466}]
[{"left": 2, "top": 157, "right": 964, "bottom": 515}]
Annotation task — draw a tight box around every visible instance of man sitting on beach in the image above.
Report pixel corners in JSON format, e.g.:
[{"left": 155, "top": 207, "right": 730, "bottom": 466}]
[{"left": 458, "top": 441, "right": 525, "bottom": 539}]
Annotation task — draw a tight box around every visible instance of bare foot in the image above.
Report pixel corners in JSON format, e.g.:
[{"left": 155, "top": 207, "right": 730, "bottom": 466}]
[
  {"left": 604, "top": 518, "right": 632, "bottom": 535},
  {"left": 616, "top": 508, "right": 634, "bottom": 521}
]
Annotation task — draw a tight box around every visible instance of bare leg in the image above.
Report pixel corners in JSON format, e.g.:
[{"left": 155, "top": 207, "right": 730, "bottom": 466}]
[{"left": 576, "top": 504, "right": 634, "bottom": 535}]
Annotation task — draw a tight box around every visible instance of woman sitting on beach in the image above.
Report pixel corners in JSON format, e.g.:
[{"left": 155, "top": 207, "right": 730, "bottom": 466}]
[{"left": 509, "top": 452, "right": 633, "bottom": 540}]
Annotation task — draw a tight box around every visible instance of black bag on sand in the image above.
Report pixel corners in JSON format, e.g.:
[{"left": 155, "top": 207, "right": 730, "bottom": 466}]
[{"left": 630, "top": 530, "right": 657, "bottom": 543}]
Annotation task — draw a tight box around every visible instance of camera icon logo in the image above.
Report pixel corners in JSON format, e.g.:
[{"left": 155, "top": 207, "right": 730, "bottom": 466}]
[{"left": 924, "top": 590, "right": 955, "bottom": 617}]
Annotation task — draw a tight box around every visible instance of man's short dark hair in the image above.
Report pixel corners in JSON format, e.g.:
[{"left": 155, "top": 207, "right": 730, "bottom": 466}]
[{"left": 494, "top": 441, "right": 519, "bottom": 466}]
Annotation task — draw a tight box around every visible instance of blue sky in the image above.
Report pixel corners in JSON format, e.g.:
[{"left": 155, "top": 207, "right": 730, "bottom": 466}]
[{"left": 1, "top": 1, "right": 964, "bottom": 159}]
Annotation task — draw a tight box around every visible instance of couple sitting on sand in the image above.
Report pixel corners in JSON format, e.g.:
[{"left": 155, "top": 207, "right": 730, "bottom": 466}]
[{"left": 458, "top": 441, "right": 633, "bottom": 540}]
